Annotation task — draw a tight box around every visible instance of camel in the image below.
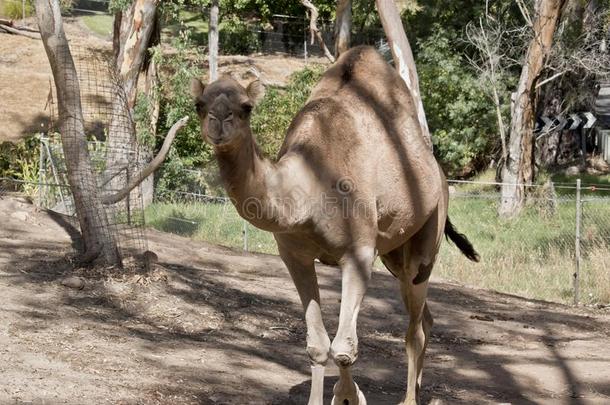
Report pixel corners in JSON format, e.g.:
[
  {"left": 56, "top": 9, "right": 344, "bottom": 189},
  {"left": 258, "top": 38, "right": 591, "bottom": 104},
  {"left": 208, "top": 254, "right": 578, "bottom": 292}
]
[{"left": 191, "top": 46, "right": 479, "bottom": 405}]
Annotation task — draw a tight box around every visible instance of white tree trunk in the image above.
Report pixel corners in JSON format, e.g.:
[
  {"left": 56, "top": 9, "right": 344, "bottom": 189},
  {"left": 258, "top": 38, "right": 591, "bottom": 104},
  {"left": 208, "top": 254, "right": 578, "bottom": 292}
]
[
  {"left": 209, "top": 0, "right": 219, "bottom": 82},
  {"left": 375, "top": 0, "right": 432, "bottom": 150},
  {"left": 499, "top": 0, "right": 566, "bottom": 217},
  {"left": 334, "top": 0, "right": 351, "bottom": 58}
]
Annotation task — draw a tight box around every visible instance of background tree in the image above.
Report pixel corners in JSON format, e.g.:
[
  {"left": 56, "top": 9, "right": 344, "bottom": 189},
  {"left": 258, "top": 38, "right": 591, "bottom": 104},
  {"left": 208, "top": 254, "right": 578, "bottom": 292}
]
[
  {"left": 500, "top": 0, "right": 567, "bottom": 217},
  {"left": 376, "top": 0, "right": 432, "bottom": 149},
  {"left": 334, "top": 0, "right": 351, "bottom": 57},
  {"left": 209, "top": 0, "right": 219, "bottom": 82}
]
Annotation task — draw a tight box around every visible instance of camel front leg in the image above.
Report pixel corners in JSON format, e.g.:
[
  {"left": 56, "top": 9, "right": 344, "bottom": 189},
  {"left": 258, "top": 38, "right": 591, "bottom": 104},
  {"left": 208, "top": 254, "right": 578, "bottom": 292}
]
[
  {"left": 277, "top": 243, "right": 330, "bottom": 405},
  {"left": 331, "top": 246, "right": 375, "bottom": 405}
]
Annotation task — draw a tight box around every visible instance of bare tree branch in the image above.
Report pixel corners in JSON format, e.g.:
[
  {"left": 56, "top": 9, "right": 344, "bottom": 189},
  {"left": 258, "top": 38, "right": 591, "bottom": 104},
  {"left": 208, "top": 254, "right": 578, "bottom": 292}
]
[
  {"left": 0, "top": 23, "right": 40, "bottom": 39},
  {"left": 102, "top": 116, "right": 189, "bottom": 205},
  {"left": 300, "top": 0, "right": 335, "bottom": 63}
]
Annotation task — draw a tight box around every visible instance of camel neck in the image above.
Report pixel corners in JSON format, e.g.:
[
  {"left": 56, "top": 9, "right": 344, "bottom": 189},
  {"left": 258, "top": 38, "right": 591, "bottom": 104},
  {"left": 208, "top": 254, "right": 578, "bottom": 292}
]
[{"left": 215, "top": 132, "right": 283, "bottom": 231}]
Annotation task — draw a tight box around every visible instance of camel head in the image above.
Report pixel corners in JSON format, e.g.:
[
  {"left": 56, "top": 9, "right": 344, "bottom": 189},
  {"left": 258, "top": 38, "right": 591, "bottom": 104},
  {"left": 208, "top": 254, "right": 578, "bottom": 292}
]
[{"left": 191, "top": 76, "right": 265, "bottom": 149}]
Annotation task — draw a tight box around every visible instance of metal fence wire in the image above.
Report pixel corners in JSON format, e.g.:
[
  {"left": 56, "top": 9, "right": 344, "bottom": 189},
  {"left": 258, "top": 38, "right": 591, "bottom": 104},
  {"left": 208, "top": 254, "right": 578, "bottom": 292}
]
[
  {"left": 40, "top": 45, "right": 148, "bottom": 261},
  {"left": 141, "top": 175, "right": 610, "bottom": 306}
]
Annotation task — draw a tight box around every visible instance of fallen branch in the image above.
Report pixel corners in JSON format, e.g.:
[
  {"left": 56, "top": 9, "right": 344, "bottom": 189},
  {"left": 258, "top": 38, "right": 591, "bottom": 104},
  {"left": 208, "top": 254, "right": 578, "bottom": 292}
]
[
  {"left": 300, "top": 0, "right": 335, "bottom": 63},
  {"left": 102, "top": 116, "right": 189, "bottom": 205},
  {"left": 0, "top": 23, "right": 40, "bottom": 39},
  {"left": 0, "top": 18, "right": 13, "bottom": 26}
]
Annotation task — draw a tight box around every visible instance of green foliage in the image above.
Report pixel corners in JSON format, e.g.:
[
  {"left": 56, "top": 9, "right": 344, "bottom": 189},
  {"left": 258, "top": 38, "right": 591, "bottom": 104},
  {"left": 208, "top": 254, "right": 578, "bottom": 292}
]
[
  {"left": 154, "top": 32, "right": 213, "bottom": 194},
  {"left": 0, "top": 137, "right": 40, "bottom": 197},
  {"left": 59, "top": 0, "right": 76, "bottom": 13},
  {"left": 1, "top": 0, "right": 34, "bottom": 19},
  {"left": 108, "top": 0, "right": 131, "bottom": 13},
  {"left": 251, "top": 65, "right": 324, "bottom": 159},
  {"left": 219, "top": 15, "right": 261, "bottom": 54},
  {"left": 417, "top": 30, "right": 501, "bottom": 176}
]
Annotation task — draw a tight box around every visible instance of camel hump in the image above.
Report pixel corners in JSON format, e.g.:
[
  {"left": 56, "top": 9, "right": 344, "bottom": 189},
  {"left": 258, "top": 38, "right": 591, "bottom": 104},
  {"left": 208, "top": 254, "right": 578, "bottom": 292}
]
[{"left": 309, "top": 45, "right": 397, "bottom": 99}]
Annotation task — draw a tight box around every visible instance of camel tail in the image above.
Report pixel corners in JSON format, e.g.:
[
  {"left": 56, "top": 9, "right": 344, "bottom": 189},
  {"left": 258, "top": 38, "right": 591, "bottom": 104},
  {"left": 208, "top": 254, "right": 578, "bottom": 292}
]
[{"left": 444, "top": 218, "right": 480, "bottom": 262}]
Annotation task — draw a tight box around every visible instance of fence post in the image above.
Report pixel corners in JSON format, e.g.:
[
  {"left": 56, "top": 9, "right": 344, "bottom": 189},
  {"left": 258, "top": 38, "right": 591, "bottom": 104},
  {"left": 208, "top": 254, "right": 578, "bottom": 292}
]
[
  {"left": 574, "top": 178, "right": 582, "bottom": 306},
  {"left": 38, "top": 133, "right": 46, "bottom": 207},
  {"left": 243, "top": 219, "right": 249, "bottom": 252}
]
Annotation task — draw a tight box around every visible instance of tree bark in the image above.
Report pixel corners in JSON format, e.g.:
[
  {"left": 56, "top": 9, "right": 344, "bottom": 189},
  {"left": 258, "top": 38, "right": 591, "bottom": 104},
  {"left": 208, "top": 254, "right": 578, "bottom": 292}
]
[
  {"left": 499, "top": 0, "right": 566, "bottom": 217},
  {"left": 301, "top": 0, "right": 335, "bottom": 63},
  {"left": 209, "top": 0, "right": 219, "bottom": 82},
  {"left": 36, "top": 0, "right": 121, "bottom": 266},
  {"left": 109, "top": 0, "right": 159, "bottom": 208},
  {"left": 375, "top": 0, "right": 433, "bottom": 150},
  {"left": 334, "top": 0, "right": 351, "bottom": 58},
  {"left": 113, "top": 0, "right": 159, "bottom": 110}
]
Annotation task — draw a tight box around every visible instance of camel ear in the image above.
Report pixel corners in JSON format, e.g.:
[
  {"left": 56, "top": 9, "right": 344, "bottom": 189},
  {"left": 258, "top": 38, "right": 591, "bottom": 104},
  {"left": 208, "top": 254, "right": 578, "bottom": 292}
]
[
  {"left": 190, "top": 78, "right": 205, "bottom": 99},
  {"left": 246, "top": 80, "right": 265, "bottom": 106}
]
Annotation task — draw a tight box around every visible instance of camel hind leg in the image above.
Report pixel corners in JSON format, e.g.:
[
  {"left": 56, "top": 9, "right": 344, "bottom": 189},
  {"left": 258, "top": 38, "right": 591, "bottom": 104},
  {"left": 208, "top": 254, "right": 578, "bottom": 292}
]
[{"left": 380, "top": 207, "right": 444, "bottom": 405}]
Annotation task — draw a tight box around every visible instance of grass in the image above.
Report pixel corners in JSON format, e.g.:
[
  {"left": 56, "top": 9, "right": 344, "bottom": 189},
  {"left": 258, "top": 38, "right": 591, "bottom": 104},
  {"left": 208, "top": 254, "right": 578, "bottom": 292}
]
[
  {"left": 145, "top": 190, "right": 610, "bottom": 305},
  {"left": 81, "top": 14, "right": 114, "bottom": 37},
  {"left": 1, "top": 0, "right": 34, "bottom": 19}
]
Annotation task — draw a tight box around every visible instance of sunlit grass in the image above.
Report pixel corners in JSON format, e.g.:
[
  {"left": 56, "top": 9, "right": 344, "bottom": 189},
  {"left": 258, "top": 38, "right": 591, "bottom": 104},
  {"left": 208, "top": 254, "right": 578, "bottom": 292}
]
[{"left": 81, "top": 14, "right": 113, "bottom": 37}]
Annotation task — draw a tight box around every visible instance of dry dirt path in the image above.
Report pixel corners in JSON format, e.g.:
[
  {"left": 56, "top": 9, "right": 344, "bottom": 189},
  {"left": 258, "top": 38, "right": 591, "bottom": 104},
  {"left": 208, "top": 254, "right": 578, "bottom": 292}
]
[{"left": 0, "top": 196, "right": 609, "bottom": 404}]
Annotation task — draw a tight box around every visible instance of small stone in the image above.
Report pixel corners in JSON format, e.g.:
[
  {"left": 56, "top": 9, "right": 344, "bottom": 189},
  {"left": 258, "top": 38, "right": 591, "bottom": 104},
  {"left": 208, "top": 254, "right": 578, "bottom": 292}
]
[{"left": 60, "top": 276, "right": 85, "bottom": 290}]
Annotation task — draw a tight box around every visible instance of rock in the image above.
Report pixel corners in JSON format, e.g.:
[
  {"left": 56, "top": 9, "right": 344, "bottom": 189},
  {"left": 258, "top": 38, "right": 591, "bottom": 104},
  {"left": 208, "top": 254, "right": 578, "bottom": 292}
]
[
  {"left": 60, "top": 276, "right": 85, "bottom": 290},
  {"left": 564, "top": 165, "right": 581, "bottom": 176},
  {"left": 10, "top": 211, "right": 28, "bottom": 222}
]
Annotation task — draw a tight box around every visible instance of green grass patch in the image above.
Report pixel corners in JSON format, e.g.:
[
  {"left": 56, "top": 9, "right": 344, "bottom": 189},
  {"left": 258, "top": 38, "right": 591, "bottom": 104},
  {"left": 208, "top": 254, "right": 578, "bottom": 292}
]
[
  {"left": 81, "top": 14, "right": 113, "bottom": 37},
  {"left": 145, "top": 201, "right": 278, "bottom": 255},
  {"left": 1, "top": 0, "right": 34, "bottom": 19}
]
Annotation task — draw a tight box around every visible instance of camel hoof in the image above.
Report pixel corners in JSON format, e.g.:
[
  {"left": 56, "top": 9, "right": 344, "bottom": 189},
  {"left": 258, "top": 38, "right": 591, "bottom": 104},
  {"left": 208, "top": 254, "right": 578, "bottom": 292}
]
[{"left": 331, "top": 382, "right": 367, "bottom": 405}]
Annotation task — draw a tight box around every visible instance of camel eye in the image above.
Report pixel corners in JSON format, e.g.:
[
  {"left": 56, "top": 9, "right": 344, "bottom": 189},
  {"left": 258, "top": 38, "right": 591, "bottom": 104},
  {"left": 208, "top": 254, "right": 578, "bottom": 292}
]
[
  {"left": 241, "top": 102, "right": 253, "bottom": 115},
  {"left": 208, "top": 114, "right": 218, "bottom": 121},
  {"left": 223, "top": 113, "right": 234, "bottom": 122}
]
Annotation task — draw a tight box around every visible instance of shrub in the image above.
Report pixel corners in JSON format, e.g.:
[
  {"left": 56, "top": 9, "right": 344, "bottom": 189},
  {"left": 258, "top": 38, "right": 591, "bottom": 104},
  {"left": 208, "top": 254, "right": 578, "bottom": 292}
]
[
  {"left": 417, "top": 30, "right": 503, "bottom": 177},
  {"left": 251, "top": 65, "right": 324, "bottom": 159},
  {"left": 219, "top": 15, "right": 262, "bottom": 55},
  {"left": 1, "top": 0, "right": 34, "bottom": 19}
]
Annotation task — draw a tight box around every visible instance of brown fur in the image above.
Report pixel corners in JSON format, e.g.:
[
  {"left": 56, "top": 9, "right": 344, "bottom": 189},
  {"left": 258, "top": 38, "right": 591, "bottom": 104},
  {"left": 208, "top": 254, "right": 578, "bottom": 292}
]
[{"left": 192, "top": 46, "right": 474, "bottom": 405}]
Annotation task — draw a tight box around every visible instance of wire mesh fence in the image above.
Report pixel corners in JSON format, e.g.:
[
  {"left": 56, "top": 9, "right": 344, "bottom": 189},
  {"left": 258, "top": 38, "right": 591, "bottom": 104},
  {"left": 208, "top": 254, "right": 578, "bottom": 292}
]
[{"left": 39, "top": 43, "right": 148, "bottom": 262}]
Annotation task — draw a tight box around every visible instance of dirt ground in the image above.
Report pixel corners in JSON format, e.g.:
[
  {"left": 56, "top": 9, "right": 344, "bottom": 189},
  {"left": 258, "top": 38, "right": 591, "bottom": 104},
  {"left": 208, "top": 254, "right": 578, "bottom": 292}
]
[
  {"left": 0, "top": 18, "right": 324, "bottom": 144},
  {"left": 1, "top": 195, "right": 609, "bottom": 405}
]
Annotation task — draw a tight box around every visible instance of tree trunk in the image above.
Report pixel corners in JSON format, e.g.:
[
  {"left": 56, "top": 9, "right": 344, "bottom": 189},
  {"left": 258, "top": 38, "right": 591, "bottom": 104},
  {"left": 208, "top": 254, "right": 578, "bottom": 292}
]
[
  {"left": 499, "top": 0, "right": 566, "bottom": 217},
  {"left": 209, "top": 0, "right": 219, "bottom": 82},
  {"left": 36, "top": 0, "right": 121, "bottom": 266},
  {"left": 113, "top": 0, "right": 159, "bottom": 110},
  {"left": 108, "top": 0, "right": 159, "bottom": 208},
  {"left": 375, "top": 0, "right": 433, "bottom": 150},
  {"left": 334, "top": 0, "right": 351, "bottom": 58}
]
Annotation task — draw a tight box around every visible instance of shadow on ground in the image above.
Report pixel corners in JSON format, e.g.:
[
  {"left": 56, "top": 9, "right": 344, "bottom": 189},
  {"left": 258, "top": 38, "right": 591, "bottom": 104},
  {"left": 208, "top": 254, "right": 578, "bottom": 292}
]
[{"left": 1, "top": 214, "right": 609, "bottom": 404}]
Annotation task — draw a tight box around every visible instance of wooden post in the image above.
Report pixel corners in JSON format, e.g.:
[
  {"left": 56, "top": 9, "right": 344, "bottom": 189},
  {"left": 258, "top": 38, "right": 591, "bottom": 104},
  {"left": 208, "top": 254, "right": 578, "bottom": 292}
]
[
  {"left": 574, "top": 178, "right": 582, "bottom": 305},
  {"left": 243, "top": 219, "right": 249, "bottom": 251}
]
